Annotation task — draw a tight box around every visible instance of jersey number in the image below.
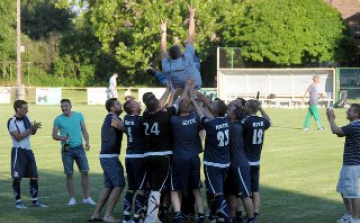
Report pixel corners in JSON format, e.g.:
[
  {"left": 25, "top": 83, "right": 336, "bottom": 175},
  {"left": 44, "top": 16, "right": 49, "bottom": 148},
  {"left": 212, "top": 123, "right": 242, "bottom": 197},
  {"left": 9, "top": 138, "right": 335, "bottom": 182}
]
[
  {"left": 144, "top": 122, "right": 160, "bottom": 135},
  {"left": 127, "top": 127, "right": 133, "bottom": 143},
  {"left": 252, "top": 129, "right": 263, "bottom": 144},
  {"left": 217, "top": 129, "right": 229, "bottom": 147}
]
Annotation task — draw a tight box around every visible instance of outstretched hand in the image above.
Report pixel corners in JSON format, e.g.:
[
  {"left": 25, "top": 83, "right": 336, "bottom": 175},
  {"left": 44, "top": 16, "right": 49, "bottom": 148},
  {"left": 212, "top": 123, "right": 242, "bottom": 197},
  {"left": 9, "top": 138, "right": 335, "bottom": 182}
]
[
  {"left": 188, "top": 5, "right": 195, "bottom": 17},
  {"left": 160, "top": 19, "right": 167, "bottom": 32},
  {"left": 326, "top": 107, "right": 335, "bottom": 120},
  {"left": 32, "top": 121, "right": 42, "bottom": 130}
]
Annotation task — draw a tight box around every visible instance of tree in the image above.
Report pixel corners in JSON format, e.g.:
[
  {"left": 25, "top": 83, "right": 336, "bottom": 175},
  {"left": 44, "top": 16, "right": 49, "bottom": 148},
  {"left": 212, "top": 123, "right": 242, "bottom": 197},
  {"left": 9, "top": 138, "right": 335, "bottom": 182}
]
[
  {"left": 0, "top": 0, "right": 16, "bottom": 61},
  {"left": 225, "top": 0, "right": 346, "bottom": 66}
]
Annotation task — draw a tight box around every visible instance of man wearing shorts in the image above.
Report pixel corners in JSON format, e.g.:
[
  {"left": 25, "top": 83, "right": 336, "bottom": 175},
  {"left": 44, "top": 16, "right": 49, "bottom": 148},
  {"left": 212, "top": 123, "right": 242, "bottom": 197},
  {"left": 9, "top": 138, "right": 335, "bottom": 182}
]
[
  {"left": 241, "top": 100, "right": 271, "bottom": 221},
  {"left": 52, "top": 99, "right": 96, "bottom": 206},
  {"left": 122, "top": 98, "right": 148, "bottom": 223},
  {"left": 170, "top": 98, "right": 204, "bottom": 223},
  {"left": 7, "top": 100, "right": 46, "bottom": 208},
  {"left": 327, "top": 104, "right": 360, "bottom": 223},
  {"left": 90, "top": 98, "right": 126, "bottom": 222}
]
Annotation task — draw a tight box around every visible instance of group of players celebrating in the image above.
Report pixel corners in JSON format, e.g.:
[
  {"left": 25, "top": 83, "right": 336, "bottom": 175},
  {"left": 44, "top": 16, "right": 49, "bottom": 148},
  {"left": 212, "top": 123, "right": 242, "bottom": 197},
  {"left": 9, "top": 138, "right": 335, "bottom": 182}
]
[{"left": 93, "top": 77, "right": 271, "bottom": 223}]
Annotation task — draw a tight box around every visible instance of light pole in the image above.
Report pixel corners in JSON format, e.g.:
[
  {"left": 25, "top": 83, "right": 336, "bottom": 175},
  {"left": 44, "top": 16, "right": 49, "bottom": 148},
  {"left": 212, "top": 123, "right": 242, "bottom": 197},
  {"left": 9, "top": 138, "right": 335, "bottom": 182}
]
[{"left": 16, "top": 0, "right": 24, "bottom": 100}]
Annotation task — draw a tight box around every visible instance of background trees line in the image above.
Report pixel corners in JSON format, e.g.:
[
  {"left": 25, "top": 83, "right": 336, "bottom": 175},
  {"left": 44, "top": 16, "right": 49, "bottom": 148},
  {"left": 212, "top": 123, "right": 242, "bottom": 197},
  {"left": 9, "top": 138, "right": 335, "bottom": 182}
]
[{"left": 0, "top": 0, "right": 357, "bottom": 87}]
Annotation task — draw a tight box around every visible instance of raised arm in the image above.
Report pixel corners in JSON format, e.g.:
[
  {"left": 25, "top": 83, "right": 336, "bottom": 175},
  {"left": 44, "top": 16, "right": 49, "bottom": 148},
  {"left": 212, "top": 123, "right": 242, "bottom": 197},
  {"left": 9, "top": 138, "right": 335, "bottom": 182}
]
[
  {"left": 187, "top": 5, "right": 196, "bottom": 45},
  {"left": 326, "top": 108, "right": 344, "bottom": 137},
  {"left": 161, "top": 19, "right": 169, "bottom": 59},
  {"left": 159, "top": 82, "right": 171, "bottom": 108},
  {"left": 190, "top": 98, "right": 204, "bottom": 118},
  {"left": 258, "top": 103, "right": 271, "bottom": 122}
]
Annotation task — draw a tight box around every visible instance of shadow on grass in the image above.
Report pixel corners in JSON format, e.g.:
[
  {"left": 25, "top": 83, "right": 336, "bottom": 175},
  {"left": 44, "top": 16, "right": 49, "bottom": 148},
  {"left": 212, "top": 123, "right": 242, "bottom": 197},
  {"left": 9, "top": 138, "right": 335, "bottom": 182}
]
[
  {"left": 271, "top": 125, "right": 304, "bottom": 130},
  {"left": 0, "top": 171, "right": 344, "bottom": 223}
]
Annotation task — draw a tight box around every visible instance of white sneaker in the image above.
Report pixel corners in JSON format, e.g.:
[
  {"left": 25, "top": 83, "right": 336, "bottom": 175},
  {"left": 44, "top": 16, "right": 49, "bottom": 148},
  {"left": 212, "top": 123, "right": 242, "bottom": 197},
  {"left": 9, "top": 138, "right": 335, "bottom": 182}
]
[
  {"left": 351, "top": 218, "right": 360, "bottom": 223},
  {"left": 82, "top": 197, "right": 96, "bottom": 205},
  {"left": 16, "top": 201, "right": 27, "bottom": 209},
  {"left": 337, "top": 214, "right": 352, "bottom": 223},
  {"left": 67, "top": 198, "right": 77, "bottom": 206}
]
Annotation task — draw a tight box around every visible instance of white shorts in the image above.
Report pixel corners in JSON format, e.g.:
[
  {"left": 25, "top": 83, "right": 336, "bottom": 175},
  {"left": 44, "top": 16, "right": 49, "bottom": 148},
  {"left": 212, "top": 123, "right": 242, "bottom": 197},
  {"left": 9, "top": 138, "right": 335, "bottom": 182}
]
[{"left": 337, "top": 165, "right": 360, "bottom": 198}]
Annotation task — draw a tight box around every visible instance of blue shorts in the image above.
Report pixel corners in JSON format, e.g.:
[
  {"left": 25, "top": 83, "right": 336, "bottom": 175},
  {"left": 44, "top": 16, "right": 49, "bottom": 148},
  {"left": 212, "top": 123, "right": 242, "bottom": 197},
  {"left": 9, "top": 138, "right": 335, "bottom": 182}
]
[
  {"left": 61, "top": 145, "right": 89, "bottom": 174},
  {"left": 171, "top": 155, "right": 202, "bottom": 191},
  {"left": 11, "top": 148, "right": 38, "bottom": 180},
  {"left": 224, "top": 166, "right": 251, "bottom": 198},
  {"left": 125, "top": 157, "right": 148, "bottom": 190},
  {"left": 100, "top": 157, "right": 126, "bottom": 188},
  {"left": 250, "top": 165, "right": 260, "bottom": 192},
  {"left": 204, "top": 165, "right": 228, "bottom": 195}
]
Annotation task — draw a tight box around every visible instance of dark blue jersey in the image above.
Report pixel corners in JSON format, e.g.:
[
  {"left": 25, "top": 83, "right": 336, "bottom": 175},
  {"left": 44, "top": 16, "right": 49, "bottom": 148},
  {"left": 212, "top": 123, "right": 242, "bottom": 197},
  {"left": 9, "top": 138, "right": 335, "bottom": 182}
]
[
  {"left": 170, "top": 111, "right": 202, "bottom": 158},
  {"left": 229, "top": 121, "right": 249, "bottom": 168},
  {"left": 124, "top": 115, "right": 144, "bottom": 156},
  {"left": 142, "top": 106, "right": 177, "bottom": 156},
  {"left": 100, "top": 113, "right": 123, "bottom": 155},
  {"left": 201, "top": 116, "right": 230, "bottom": 167},
  {"left": 241, "top": 116, "right": 271, "bottom": 165}
]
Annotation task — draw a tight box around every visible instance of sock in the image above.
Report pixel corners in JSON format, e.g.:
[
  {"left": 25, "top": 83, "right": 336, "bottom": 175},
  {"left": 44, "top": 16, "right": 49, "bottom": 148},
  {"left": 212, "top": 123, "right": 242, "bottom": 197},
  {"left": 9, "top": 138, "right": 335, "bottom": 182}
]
[
  {"left": 124, "top": 191, "right": 135, "bottom": 219},
  {"left": 146, "top": 191, "right": 161, "bottom": 220},
  {"left": 29, "top": 179, "right": 39, "bottom": 204},
  {"left": 12, "top": 180, "right": 21, "bottom": 202},
  {"left": 208, "top": 196, "right": 217, "bottom": 220},
  {"left": 134, "top": 194, "right": 147, "bottom": 218},
  {"left": 197, "top": 213, "right": 205, "bottom": 223},
  {"left": 215, "top": 195, "right": 231, "bottom": 222}
]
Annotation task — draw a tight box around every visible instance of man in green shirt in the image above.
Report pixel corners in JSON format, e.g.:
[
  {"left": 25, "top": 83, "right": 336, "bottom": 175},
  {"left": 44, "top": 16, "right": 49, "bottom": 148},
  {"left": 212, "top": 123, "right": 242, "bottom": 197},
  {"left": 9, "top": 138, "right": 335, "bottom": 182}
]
[{"left": 52, "top": 99, "right": 96, "bottom": 206}]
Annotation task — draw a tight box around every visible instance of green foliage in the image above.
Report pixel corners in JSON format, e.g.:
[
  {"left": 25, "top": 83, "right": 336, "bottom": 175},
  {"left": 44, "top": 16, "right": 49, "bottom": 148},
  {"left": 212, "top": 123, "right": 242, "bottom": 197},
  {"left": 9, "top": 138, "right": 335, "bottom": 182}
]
[
  {"left": 231, "top": 0, "right": 346, "bottom": 66},
  {"left": 0, "top": 0, "right": 16, "bottom": 60}
]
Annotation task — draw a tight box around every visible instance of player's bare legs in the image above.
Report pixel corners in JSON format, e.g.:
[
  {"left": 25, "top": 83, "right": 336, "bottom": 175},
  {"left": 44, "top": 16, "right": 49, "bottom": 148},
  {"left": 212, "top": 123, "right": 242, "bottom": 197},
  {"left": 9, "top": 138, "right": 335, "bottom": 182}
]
[
  {"left": 66, "top": 173, "right": 75, "bottom": 199},
  {"left": 192, "top": 189, "right": 204, "bottom": 214},
  {"left": 253, "top": 192, "right": 260, "bottom": 215},
  {"left": 103, "top": 187, "right": 123, "bottom": 222},
  {"left": 91, "top": 188, "right": 111, "bottom": 220},
  {"left": 170, "top": 191, "right": 181, "bottom": 212},
  {"left": 81, "top": 171, "right": 90, "bottom": 198}
]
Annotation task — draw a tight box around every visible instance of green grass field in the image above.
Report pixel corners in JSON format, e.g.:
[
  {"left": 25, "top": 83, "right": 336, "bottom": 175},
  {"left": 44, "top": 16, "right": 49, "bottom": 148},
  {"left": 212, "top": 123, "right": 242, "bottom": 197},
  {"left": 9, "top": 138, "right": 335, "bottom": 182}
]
[{"left": 0, "top": 102, "right": 352, "bottom": 223}]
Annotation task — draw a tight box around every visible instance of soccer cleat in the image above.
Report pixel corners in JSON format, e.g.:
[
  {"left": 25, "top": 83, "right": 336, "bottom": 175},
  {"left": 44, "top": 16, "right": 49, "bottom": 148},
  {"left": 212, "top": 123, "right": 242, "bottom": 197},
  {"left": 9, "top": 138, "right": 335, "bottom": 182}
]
[
  {"left": 351, "top": 218, "right": 360, "bottom": 223},
  {"left": 303, "top": 127, "right": 309, "bottom": 131},
  {"left": 318, "top": 127, "right": 325, "bottom": 131},
  {"left": 32, "top": 201, "right": 48, "bottom": 208},
  {"left": 67, "top": 198, "right": 77, "bottom": 206},
  {"left": 122, "top": 220, "right": 135, "bottom": 223},
  {"left": 337, "top": 213, "right": 351, "bottom": 223},
  {"left": 146, "top": 67, "right": 156, "bottom": 76},
  {"left": 83, "top": 197, "right": 97, "bottom": 205},
  {"left": 16, "top": 201, "right": 27, "bottom": 209}
]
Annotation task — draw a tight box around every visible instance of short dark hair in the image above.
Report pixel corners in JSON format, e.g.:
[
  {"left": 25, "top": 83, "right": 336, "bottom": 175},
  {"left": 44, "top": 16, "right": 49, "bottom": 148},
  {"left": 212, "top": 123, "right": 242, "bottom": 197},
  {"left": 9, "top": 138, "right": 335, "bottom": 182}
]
[
  {"left": 236, "top": 98, "right": 247, "bottom": 107},
  {"left": 143, "top": 92, "right": 155, "bottom": 104},
  {"left": 13, "top": 100, "right": 27, "bottom": 112},
  {"left": 145, "top": 96, "right": 159, "bottom": 112},
  {"left": 123, "top": 99, "right": 134, "bottom": 114},
  {"left": 233, "top": 106, "right": 244, "bottom": 121},
  {"left": 245, "top": 99, "right": 260, "bottom": 114},
  {"left": 351, "top": 103, "right": 360, "bottom": 116},
  {"left": 214, "top": 100, "right": 227, "bottom": 117},
  {"left": 61, "top": 99, "right": 71, "bottom": 105},
  {"left": 179, "top": 98, "right": 191, "bottom": 113},
  {"left": 106, "top": 98, "right": 118, "bottom": 112},
  {"left": 169, "top": 45, "right": 181, "bottom": 59}
]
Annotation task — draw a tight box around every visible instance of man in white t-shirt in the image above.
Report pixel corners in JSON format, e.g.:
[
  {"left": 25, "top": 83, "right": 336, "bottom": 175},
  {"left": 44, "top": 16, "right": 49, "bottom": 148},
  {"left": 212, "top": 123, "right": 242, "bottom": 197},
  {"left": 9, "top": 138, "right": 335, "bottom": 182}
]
[
  {"left": 108, "top": 73, "right": 118, "bottom": 99},
  {"left": 7, "top": 100, "right": 46, "bottom": 209}
]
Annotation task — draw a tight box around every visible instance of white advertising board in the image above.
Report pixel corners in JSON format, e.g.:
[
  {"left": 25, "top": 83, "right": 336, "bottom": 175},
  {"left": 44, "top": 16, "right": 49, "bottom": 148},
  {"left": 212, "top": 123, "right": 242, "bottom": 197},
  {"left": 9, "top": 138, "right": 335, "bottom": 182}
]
[
  {"left": 87, "top": 88, "right": 108, "bottom": 105},
  {"left": 36, "top": 88, "right": 62, "bottom": 105},
  {"left": 0, "top": 87, "right": 11, "bottom": 104}
]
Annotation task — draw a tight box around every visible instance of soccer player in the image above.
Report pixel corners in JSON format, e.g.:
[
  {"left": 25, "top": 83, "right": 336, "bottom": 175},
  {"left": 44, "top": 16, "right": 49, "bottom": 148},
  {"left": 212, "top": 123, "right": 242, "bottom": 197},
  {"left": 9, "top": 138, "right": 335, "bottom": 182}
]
[
  {"left": 7, "top": 100, "right": 47, "bottom": 208},
  {"left": 190, "top": 96, "right": 232, "bottom": 223},
  {"left": 160, "top": 5, "right": 202, "bottom": 90},
  {"left": 122, "top": 98, "right": 148, "bottom": 223},
  {"left": 52, "top": 99, "right": 96, "bottom": 206},
  {"left": 302, "top": 75, "right": 325, "bottom": 131},
  {"left": 241, "top": 99, "right": 271, "bottom": 221},
  {"left": 327, "top": 105, "right": 360, "bottom": 223},
  {"left": 141, "top": 87, "right": 178, "bottom": 223},
  {"left": 225, "top": 100, "right": 255, "bottom": 223},
  {"left": 90, "top": 98, "right": 126, "bottom": 222},
  {"left": 170, "top": 89, "right": 204, "bottom": 223}
]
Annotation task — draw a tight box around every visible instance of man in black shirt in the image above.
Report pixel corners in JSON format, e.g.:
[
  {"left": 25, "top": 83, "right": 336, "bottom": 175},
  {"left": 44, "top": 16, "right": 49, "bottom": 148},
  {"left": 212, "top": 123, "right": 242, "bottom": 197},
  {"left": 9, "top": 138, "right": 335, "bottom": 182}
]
[
  {"left": 90, "top": 98, "right": 125, "bottom": 222},
  {"left": 142, "top": 88, "right": 178, "bottom": 223}
]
